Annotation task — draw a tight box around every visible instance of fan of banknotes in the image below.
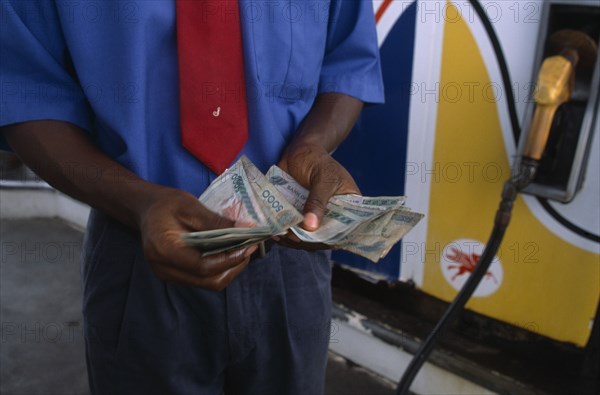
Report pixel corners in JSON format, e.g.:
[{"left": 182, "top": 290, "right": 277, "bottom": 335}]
[{"left": 181, "top": 156, "right": 424, "bottom": 262}]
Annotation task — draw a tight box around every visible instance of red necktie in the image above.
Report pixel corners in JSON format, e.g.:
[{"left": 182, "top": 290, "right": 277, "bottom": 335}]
[{"left": 176, "top": 0, "right": 249, "bottom": 174}]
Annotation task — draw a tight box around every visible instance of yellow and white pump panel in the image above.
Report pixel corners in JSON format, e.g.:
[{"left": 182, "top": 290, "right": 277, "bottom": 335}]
[{"left": 369, "top": 0, "right": 599, "bottom": 348}]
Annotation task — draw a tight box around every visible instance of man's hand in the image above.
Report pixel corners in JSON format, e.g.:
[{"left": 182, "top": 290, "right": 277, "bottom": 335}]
[
  {"left": 137, "top": 189, "right": 257, "bottom": 291},
  {"left": 278, "top": 143, "right": 359, "bottom": 231},
  {"left": 275, "top": 93, "right": 364, "bottom": 249},
  {"left": 3, "top": 121, "right": 254, "bottom": 291}
]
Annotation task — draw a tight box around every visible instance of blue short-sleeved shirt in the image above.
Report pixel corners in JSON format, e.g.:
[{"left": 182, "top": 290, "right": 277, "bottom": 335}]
[{"left": 1, "top": 0, "right": 384, "bottom": 196}]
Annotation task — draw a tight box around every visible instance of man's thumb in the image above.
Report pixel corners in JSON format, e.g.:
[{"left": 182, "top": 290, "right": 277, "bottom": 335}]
[{"left": 302, "top": 187, "right": 330, "bottom": 231}]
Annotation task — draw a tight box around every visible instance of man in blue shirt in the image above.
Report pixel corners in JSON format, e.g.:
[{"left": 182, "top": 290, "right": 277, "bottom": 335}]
[{"left": 1, "top": 0, "right": 384, "bottom": 393}]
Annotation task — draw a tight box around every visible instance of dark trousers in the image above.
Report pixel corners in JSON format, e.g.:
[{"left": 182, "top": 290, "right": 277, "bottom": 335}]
[{"left": 81, "top": 209, "right": 332, "bottom": 395}]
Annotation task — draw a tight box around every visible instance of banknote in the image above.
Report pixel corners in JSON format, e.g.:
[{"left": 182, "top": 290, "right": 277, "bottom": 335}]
[
  {"left": 266, "top": 165, "right": 424, "bottom": 261},
  {"left": 328, "top": 209, "right": 424, "bottom": 262},
  {"left": 198, "top": 156, "right": 303, "bottom": 234},
  {"left": 182, "top": 157, "right": 303, "bottom": 255},
  {"left": 181, "top": 157, "right": 424, "bottom": 262},
  {"left": 267, "top": 166, "right": 423, "bottom": 262},
  {"left": 181, "top": 226, "right": 274, "bottom": 251}
]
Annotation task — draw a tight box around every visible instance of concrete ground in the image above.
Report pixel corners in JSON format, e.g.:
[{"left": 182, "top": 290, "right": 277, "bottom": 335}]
[{"left": 0, "top": 217, "right": 396, "bottom": 395}]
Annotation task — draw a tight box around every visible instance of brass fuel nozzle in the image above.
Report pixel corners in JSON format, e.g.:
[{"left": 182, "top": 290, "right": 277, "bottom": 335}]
[{"left": 523, "top": 30, "right": 597, "bottom": 161}]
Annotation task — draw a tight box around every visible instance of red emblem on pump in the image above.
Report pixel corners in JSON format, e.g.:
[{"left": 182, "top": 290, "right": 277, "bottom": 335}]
[{"left": 445, "top": 247, "right": 498, "bottom": 284}]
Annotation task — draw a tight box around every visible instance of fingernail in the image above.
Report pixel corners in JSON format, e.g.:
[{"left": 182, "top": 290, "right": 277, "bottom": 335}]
[
  {"left": 304, "top": 212, "right": 319, "bottom": 231},
  {"left": 244, "top": 245, "right": 258, "bottom": 257}
]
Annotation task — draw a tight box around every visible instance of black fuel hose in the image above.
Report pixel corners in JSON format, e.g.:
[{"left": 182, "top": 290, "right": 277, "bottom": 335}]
[
  {"left": 395, "top": 0, "right": 528, "bottom": 393},
  {"left": 395, "top": 162, "right": 536, "bottom": 394},
  {"left": 469, "top": 0, "right": 523, "bottom": 141}
]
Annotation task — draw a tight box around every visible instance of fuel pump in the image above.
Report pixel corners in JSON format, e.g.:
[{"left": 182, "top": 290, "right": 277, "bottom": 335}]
[
  {"left": 395, "top": 1, "right": 599, "bottom": 393},
  {"left": 522, "top": 4, "right": 600, "bottom": 204}
]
